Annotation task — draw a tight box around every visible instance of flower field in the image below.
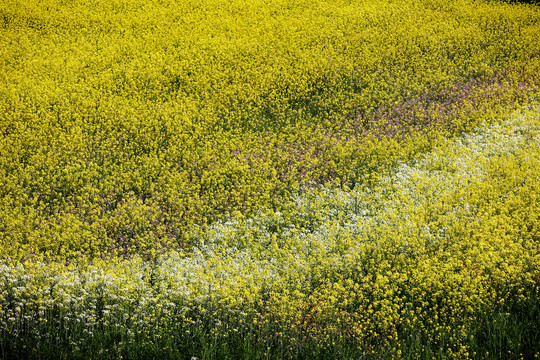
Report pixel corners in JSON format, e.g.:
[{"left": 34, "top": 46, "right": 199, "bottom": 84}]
[{"left": 1, "top": 0, "right": 540, "bottom": 358}]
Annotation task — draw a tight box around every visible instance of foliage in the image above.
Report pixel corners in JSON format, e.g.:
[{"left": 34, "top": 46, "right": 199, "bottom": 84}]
[
  {"left": 2, "top": 108, "right": 540, "bottom": 359},
  {"left": 1, "top": 0, "right": 540, "bottom": 358},
  {"left": 1, "top": 0, "right": 539, "bottom": 261}
]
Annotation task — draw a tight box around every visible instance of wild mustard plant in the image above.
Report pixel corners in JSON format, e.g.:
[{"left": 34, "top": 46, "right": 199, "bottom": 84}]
[
  {"left": 1, "top": 0, "right": 539, "bottom": 261},
  {"left": 2, "top": 107, "right": 540, "bottom": 358},
  {"left": 1, "top": 0, "right": 540, "bottom": 358}
]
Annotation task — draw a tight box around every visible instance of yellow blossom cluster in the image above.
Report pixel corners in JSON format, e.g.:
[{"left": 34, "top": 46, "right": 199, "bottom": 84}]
[
  {"left": 1, "top": 0, "right": 539, "bottom": 261},
  {"left": 2, "top": 108, "right": 540, "bottom": 358},
  {"left": 1, "top": 0, "right": 540, "bottom": 358}
]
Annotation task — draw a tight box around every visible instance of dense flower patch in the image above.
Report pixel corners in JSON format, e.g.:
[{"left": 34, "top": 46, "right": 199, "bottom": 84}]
[
  {"left": 1, "top": 0, "right": 540, "bottom": 358},
  {"left": 2, "top": 107, "right": 540, "bottom": 359},
  {"left": 1, "top": 0, "right": 539, "bottom": 261}
]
